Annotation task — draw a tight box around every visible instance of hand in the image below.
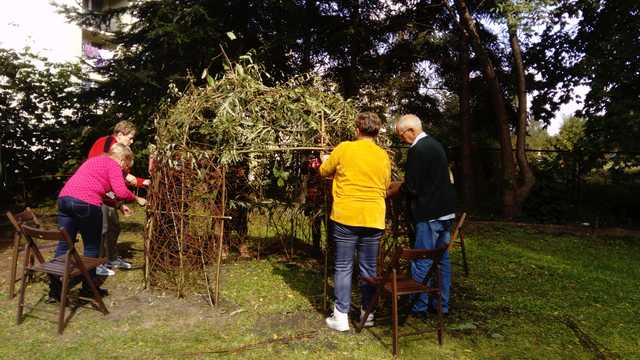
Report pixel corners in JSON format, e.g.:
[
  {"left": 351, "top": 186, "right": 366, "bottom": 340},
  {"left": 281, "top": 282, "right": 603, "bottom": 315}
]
[
  {"left": 120, "top": 204, "right": 133, "bottom": 217},
  {"left": 125, "top": 173, "right": 137, "bottom": 186},
  {"left": 320, "top": 154, "right": 329, "bottom": 163},
  {"left": 308, "top": 157, "right": 321, "bottom": 170},
  {"left": 387, "top": 181, "right": 403, "bottom": 198},
  {"left": 136, "top": 196, "right": 147, "bottom": 206},
  {"left": 142, "top": 179, "right": 151, "bottom": 187}
]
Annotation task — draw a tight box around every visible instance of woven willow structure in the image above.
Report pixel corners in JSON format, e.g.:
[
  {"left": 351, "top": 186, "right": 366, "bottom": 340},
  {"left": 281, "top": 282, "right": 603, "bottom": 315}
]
[{"left": 145, "top": 58, "right": 392, "bottom": 303}]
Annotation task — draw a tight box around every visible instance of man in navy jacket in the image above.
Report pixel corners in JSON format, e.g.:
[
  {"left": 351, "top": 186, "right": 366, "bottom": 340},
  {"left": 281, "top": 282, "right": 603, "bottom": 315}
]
[{"left": 389, "top": 114, "right": 456, "bottom": 316}]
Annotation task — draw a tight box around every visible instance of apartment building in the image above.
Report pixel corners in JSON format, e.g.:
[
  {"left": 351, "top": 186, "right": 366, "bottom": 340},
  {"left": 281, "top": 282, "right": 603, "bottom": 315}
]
[
  {"left": 81, "top": 0, "right": 134, "bottom": 69},
  {"left": 0, "top": 0, "right": 132, "bottom": 64}
]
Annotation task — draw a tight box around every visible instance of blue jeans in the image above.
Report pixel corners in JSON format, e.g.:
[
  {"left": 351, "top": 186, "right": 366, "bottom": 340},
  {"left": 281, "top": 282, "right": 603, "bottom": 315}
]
[
  {"left": 55, "top": 196, "right": 102, "bottom": 258},
  {"left": 49, "top": 197, "right": 103, "bottom": 297},
  {"left": 332, "top": 221, "right": 382, "bottom": 314},
  {"left": 411, "top": 219, "right": 452, "bottom": 314}
]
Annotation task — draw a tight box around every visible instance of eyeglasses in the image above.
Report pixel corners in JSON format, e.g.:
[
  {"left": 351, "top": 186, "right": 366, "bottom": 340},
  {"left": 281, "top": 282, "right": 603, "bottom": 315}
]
[{"left": 398, "top": 127, "right": 412, "bottom": 137}]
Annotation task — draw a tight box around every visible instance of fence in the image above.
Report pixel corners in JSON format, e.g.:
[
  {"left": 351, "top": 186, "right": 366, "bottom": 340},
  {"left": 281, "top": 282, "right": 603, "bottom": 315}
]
[{"left": 449, "top": 147, "right": 640, "bottom": 227}]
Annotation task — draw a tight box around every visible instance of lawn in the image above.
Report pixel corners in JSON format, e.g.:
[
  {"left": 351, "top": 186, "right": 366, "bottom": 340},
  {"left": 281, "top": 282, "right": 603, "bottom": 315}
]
[{"left": 1, "top": 207, "right": 638, "bottom": 359}]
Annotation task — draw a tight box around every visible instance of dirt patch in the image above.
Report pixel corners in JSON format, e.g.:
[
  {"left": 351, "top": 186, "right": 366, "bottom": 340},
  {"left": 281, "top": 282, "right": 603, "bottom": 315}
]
[
  {"left": 101, "top": 286, "right": 227, "bottom": 328},
  {"left": 253, "top": 311, "right": 320, "bottom": 337}
]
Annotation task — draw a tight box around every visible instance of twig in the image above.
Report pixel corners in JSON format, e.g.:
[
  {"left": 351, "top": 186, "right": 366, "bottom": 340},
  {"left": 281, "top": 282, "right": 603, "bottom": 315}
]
[
  {"left": 201, "top": 251, "right": 214, "bottom": 307},
  {"left": 145, "top": 209, "right": 232, "bottom": 220}
]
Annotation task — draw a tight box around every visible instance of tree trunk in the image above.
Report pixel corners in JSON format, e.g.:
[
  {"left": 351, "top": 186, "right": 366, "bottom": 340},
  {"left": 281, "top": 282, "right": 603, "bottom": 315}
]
[
  {"left": 508, "top": 24, "right": 535, "bottom": 212},
  {"left": 458, "top": 30, "right": 475, "bottom": 210},
  {"left": 454, "top": 0, "right": 517, "bottom": 218}
]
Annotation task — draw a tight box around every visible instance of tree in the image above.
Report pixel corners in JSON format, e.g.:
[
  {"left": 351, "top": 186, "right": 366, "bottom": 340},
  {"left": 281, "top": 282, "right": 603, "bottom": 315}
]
[
  {"left": 555, "top": 116, "right": 584, "bottom": 152},
  {"left": 526, "top": 120, "right": 553, "bottom": 150},
  {"left": 451, "top": 0, "right": 522, "bottom": 217},
  {"left": 530, "top": 0, "right": 640, "bottom": 168},
  {"left": 0, "top": 48, "right": 91, "bottom": 203}
]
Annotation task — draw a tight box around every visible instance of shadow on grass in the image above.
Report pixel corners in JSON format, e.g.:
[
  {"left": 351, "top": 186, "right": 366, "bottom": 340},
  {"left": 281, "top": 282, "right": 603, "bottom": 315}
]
[
  {"left": 254, "top": 235, "right": 328, "bottom": 314},
  {"left": 119, "top": 221, "right": 145, "bottom": 234},
  {"left": 116, "top": 240, "right": 143, "bottom": 258}
]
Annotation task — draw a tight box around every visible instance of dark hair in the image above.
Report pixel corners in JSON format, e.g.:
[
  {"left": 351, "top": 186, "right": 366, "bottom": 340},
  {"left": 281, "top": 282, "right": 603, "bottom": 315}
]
[{"left": 355, "top": 112, "right": 382, "bottom": 137}]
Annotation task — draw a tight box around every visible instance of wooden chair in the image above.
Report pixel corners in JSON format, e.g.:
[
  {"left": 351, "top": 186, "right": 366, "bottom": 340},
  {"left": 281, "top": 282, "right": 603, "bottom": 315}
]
[
  {"left": 356, "top": 244, "right": 449, "bottom": 356},
  {"left": 449, "top": 213, "right": 469, "bottom": 276},
  {"left": 6, "top": 208, "right": 44, "bottom": 298},
  {"left": 15, "top": 224, "right": 109, "bottom": 335}
]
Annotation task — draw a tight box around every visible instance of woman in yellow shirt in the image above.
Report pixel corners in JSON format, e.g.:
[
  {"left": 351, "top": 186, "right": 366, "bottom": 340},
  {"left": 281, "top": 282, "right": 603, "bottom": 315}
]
[{"left": 319, "top": 112, "right": 391, "bottom": 331}]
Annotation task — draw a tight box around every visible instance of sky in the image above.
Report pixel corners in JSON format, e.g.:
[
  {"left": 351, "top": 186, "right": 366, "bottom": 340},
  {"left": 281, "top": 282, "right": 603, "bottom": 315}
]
[
  {"left": 0, "top": 1, "right": 580, "bottom": 135},
  {"left": 0, "top": 0, "right": 81, "bottom": 63}
]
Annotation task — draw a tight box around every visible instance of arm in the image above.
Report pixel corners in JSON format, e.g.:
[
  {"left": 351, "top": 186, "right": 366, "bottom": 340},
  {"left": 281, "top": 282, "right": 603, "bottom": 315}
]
[
  {"left": 319, "top": 144, "right": 342, "bottom": 178},
  {"left": 125, "top": 173, "right": 151, "bottom": 188},
  {"left": 383, "top": 154, "right": 396, "bottom": 197},
  {"left": 108, "top": 162, "right": 136, "bottom": 202},
  {"left": 399, "top": 147, "right": 421, "bottom": 198},
  {"left": 387, "top": 181, "right": 403, "bottom": 198}
]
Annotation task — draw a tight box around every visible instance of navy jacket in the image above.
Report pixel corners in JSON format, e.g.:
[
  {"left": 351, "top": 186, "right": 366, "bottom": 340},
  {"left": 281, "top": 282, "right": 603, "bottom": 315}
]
[{"left": 401, "top": 135, "right": 456, "bottom": 222}]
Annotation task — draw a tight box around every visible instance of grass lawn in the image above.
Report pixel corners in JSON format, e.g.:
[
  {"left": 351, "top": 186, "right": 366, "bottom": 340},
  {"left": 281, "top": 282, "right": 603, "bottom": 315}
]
[{"left": 1, "top": 207, "right": 639, "bottom": 359}]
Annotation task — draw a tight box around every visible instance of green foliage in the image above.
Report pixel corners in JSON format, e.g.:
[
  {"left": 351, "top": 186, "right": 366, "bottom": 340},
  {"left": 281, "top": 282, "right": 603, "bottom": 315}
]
[
  {"left": 0, "top": 48, "right": 93, "bottom": 204},
  {"left": 526, "top": 120, "right": 553, "bottom": 150},
  {"left": 494, "top": 0, "right": 555, "bottom": 30},
  {"left": 155, "top": 56, "right": 378, "bottom": 202},
  {"left": 555, "top": 116, "right": 585, "bottom": 151}
]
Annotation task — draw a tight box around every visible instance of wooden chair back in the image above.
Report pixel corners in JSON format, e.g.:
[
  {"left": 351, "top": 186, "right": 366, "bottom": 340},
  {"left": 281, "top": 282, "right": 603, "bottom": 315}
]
[
  {"left": 6, "top": 208, "right": 42, "bottom": 228},
  {"left": 449, "top": 213, "right": 469, "bottom": 276},
  {"left": 450, "top": 212, "right": 466, "bottom": 245},
  {"left": 6, "top": 208, "right": 43, "bottom": 298}
]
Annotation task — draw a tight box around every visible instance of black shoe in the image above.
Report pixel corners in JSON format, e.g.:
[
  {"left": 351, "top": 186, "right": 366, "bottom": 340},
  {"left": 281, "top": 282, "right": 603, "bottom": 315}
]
[{"left": 78, "top": 287, "right": 109, "bottom": 298}]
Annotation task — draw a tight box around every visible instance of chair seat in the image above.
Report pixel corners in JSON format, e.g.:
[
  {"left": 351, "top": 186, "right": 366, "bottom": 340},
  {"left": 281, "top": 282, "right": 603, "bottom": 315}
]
[
  {"left": 384, "top": 278, "right": 438, "bottom": 296},
  {"left": 29, "top": 256, "right": 106, "bottom": 277},
  {"left": 364, "top": 275, "right": 439, "bottom": 296}
]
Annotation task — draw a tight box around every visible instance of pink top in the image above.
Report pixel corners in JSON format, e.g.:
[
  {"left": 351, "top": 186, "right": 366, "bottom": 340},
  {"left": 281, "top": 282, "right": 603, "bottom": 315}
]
[{"left": 59, "top": 155, "right": 136, "bottom": 206}]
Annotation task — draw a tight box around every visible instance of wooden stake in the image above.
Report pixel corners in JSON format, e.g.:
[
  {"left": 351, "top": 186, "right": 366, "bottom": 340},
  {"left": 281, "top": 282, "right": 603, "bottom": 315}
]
[{"left": 214, "top": 166, "right": 227, "bottom": 305}]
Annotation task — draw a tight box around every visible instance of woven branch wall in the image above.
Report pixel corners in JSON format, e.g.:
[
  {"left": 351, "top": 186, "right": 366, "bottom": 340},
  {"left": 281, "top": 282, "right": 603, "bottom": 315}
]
[{"left": 144, "top": 153, "right": 226, "bottom": 301}]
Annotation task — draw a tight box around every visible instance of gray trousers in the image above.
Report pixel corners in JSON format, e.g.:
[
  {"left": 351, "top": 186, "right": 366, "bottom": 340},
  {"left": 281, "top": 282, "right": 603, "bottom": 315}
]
[{"left": 101, "top": 204, "right": 120, "bottom": 261}]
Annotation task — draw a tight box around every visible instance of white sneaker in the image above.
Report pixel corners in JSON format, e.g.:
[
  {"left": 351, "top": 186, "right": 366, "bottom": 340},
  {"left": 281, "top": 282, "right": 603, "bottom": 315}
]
[
  {"left": 109, "top": 257, "right": 132, "bottom": 269},
  {"left": 360, "top": 309, "right": 374, "bottom": 327},
  {"left": 96, "top": 264, "right": 115, "bottom": 276},
  {"left": 325, "top": 305, "right": 350, "bottom": 332}
]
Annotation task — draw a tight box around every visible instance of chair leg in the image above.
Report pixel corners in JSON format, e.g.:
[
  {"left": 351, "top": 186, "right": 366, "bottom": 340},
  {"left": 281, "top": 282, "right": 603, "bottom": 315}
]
[
  {"left": 16, "top": 270, "right": 29, "bottom": 325},
  {"left": 392, "top": 270, "right": 399, "bottom": 357},
  {"left": 460, "top": 233, "right": 469, "bottom": 276},
  {"left": 58, "top": 271, "right": 70, "bottom": 335},
  {"left": 9, "top": 234, "right": 20, "bottom": 298},
  {"left": 435, "top": 270, "right": 444, "bottom": 345},
  {"left": 16, "top": 246, "right": 31, "bottom": 325},
  {"left": 356, "top": 290, "right": 379, "bottom": 333},
  {"left": 80, "top": 267, "right": 108, "bottom": 315},
  {"left": 436, "top": 293, "right": 443, "bottom": 345}
]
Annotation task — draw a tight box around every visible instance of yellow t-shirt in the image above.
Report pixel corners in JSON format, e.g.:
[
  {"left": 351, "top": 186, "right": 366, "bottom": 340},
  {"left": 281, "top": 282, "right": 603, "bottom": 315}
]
[{"left": 319, "top": 139, "right": 391, "bottom": 229}]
